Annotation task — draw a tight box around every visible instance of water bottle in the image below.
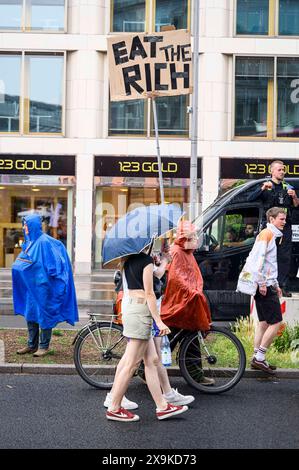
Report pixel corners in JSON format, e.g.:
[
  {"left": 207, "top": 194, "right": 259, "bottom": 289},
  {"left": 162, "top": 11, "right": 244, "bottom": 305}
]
[{"left": 161, "top": 335, "right": 172, "bottom": 367}]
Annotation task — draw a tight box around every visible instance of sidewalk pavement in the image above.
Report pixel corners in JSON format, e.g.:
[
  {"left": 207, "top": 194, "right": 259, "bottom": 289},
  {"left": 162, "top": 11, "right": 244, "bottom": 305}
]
[{"left": 0, "top": 314, "right": 88, "bottom": 330}]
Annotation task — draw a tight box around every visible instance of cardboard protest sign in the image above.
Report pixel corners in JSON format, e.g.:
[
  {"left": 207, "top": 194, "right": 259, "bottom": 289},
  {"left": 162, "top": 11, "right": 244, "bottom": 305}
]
[{"left": 107, "top": 29, "right": 192, "bottom": 101}]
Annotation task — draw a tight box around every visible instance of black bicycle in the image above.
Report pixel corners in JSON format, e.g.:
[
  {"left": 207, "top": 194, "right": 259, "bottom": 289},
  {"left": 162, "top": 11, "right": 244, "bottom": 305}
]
[{"left": 73, "top": 313, "right": 246, "bottom": 394}]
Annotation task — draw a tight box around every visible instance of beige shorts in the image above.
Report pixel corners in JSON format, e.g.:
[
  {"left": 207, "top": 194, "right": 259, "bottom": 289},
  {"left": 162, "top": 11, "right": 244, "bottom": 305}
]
[{"left": 122, "top": 298, "right": 153, "bottom": 340}]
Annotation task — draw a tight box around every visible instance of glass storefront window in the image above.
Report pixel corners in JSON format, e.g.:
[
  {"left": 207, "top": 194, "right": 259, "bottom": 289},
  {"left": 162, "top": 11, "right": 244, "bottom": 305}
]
[
  {"left": 277, "top": 58, "right": 299, "bottom": 138},
  {"left": 94, "top": 180, "right": 192, "bottom": 267},
  {"left": 155, "top": 0, "right": 188, "bottom": 31},
  {"left": 235, "top": 57, "right": 274, "bottom": 137},
  {"left": 236, "top": 0, "right": 269, "bottom": 35},
  {"left": 279, "top": 0, "right": 299, "bottom": 35},
  {"left": 0, "top": 180, "right": 74, "bottom": 268},
  {"left": 25, "top": 54, "right": 64, "bottom": 134},
  {"left": 27, "top": 0, "right": 65, "bottom": 31},
  {"left": 0, "top": 54, "right": 21, "bottom": 133},
  {"left": 150, "top": 95, "right": 188, "bottom": 136},
  {"left": 0, "top": 0, "right": 22, "bottom": 30},
  {"left": 109, "top": 99, "right": 146, "bottom": 135},
  {"left": 112, "top": 0, "right": 145, "bottom": 32}
]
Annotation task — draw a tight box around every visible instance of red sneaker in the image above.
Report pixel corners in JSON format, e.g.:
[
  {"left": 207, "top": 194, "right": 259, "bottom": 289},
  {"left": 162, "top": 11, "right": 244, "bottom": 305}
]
[
  {"left": 156, "top": 403, "right": 188, "bottom": 421},
  {"left": 106, "top": 407, "right": 140, "bottom": 422}
]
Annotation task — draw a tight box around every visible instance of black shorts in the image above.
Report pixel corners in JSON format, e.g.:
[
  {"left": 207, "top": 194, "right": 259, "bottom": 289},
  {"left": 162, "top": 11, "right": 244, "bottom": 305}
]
[{"left": 254, "top": 286, "right": 282, "bottom": 325}]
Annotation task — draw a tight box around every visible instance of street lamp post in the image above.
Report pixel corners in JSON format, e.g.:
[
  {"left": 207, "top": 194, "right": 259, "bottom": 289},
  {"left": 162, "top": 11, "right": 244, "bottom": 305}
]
[{"left": 189, "top": 0, "right": 200, "bottom": 221}]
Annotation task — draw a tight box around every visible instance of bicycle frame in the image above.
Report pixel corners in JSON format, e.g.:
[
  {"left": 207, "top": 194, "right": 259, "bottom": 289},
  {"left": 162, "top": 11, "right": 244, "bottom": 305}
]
[
  {"left": 169, "top": 327, "right": 216, "bottom": 364},
  {"left": 72, "top": 313, "right": 120, "bottom": 350},
  {"left": 74, "top": 314, "right": 216, "bottom": 363},
  {"left": 73, "top": 316, "right": 246, "bottom": 392}
]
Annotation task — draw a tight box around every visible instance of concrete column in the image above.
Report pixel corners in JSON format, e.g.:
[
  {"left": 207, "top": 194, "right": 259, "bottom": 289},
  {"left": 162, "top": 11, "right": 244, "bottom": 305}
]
[
  {"left": 202, "top": 156, "right": 220, "bottom": 211},
  {"left": 200, "top": 0, "right": 231, "bottom": 38},
  {"left": 66, "top": 49, "right": 104, "bottom": 138},
  {"left": 68, "top": 0, "right": 106, "bottom": 34},
  {"left": 198, "top": 53, "right": 230, "bottom": 142},
  {"left": 75, "top": 153, "right": 94, "bottom": 274}
]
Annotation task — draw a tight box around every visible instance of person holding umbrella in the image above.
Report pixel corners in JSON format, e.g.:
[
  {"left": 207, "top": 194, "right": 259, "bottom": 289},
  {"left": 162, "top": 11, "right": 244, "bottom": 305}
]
[
  {"left": 102, "top": 204, "right": 189, "bottom": 422},
  {"left": 105, "top": 247, "right": 195, "bottom": 409}
]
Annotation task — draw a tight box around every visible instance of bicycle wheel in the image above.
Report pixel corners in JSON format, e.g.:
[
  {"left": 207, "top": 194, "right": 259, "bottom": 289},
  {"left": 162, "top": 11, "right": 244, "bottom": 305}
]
[
  {"left": 179, "top": 326, "right": 246, "bottom": 394},
  {"left": 73, "top": 322, "right": 126, "bottom": 389}
]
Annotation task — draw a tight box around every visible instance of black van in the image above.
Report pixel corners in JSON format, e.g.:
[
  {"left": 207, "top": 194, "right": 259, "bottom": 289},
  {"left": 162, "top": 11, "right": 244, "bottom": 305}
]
[{"left": 193, "top": 178, "right": 299, "bottom": 323}]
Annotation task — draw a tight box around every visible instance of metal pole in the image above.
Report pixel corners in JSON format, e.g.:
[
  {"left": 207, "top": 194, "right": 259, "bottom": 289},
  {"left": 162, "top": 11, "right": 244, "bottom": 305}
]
[
  {"left": 189, "top": 0, "right": 200, "bottom": 221},
  {"left": 152, "top": 97, "right": 165, "bottom": 204}
]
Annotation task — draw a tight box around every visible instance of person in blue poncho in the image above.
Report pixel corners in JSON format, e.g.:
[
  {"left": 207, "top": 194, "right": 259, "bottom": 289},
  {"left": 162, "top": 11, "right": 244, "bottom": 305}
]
[{"left": 12, "top": 213, "right": 78, "bottom": 357}]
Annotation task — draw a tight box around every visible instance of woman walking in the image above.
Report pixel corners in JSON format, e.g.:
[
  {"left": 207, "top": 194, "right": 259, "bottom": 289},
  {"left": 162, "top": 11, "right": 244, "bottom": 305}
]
[{"left": 106, "top": 249, "right": 189, "bottom": 422}]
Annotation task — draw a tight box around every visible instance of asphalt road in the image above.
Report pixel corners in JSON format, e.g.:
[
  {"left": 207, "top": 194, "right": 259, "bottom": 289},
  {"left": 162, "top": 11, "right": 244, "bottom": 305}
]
[{"left": 0, "top": 374, "right": 298, "bottom": 451}]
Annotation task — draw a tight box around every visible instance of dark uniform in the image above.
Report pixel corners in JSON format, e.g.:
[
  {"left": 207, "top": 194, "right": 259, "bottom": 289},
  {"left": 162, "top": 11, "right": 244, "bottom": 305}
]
[{"left": 249, "top": 180, "right": 295, "bottom": 292}]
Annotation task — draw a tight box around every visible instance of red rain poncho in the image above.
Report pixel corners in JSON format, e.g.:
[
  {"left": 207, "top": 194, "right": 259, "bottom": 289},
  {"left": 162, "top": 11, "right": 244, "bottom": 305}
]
[{"left": 161, "top": 223, "right": 211, "bottom": 331}]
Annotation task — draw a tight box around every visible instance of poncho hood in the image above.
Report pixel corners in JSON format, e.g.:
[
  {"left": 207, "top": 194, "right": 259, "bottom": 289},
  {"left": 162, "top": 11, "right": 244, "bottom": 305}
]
[{"left": 23, "top": 214, "right": 43, "bottom": 243}]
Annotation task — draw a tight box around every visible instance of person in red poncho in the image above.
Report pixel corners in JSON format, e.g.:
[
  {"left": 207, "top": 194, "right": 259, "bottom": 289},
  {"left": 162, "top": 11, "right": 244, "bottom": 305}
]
[{"left": 161, "top": 220, "right": 212, "bottom": 332}]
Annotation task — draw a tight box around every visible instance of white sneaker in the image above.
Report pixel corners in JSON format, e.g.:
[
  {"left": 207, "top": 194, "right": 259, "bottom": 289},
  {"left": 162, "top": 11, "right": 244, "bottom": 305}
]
[
  {"left": 104, "top": 392, "right": 139, "bottom": 410},
  {"left": 163, "top": 388, "right": 195, "bottom": 406}
]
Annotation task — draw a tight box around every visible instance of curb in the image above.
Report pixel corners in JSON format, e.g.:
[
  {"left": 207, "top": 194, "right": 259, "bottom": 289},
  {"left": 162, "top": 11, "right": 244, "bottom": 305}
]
[
  {"left": 0, "top": 340, "right": 4, "bottom": 362},
  {"left": 0, "top": 363, "right": 299, "bottom": 379}
]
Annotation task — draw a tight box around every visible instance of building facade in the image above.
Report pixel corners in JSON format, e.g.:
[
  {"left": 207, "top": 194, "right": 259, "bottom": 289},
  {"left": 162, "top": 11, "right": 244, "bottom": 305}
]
[{"left": 1, "top": 0, "right": 299, "bottom": 273}]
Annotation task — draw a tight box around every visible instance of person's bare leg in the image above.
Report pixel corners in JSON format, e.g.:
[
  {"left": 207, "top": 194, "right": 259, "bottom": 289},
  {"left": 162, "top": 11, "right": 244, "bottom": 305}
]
[
  {"left": 153, "top": 336, "right": 172, "bottom": 395},
  {"left": 109, "top": 340, "right": 130, "bottom": 384},
  {"left": 109, "top": 339, "right": 148, "bottom": 411},
  {"left": 143, "top": 339, "right": 168, "bottom": 410},
  {"left": 254, "top": 321, "right": 269, "bottom": 350},
  {"left": 260, "top": 322, "right": 282, "bottom": 349}
]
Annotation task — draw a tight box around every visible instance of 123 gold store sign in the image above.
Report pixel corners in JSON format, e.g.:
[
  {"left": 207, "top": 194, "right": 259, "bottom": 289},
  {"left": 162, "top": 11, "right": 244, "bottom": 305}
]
[
  {"left": 221, "top": 158, "right": 299, "bottom": 179},
  {"left": 0, "top": 155, "right": 76, "bottom": 175},
  {"left": 0, "top": 158, "right": 51, "bottom": 171},
  {"left": 95, "top": 156, "right": 201, "bottom": 179},
  {"left": 118, "top": 160, "right": 178, "bottom": 174}
]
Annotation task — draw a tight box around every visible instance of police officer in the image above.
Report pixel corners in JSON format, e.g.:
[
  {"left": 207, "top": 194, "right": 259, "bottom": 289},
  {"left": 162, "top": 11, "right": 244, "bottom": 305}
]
[{"left": 249, "top": 160, "right": 299, "bottom": 297}]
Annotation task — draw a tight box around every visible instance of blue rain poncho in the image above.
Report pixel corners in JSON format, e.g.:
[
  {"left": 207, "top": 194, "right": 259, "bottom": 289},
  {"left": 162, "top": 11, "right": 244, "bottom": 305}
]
[{"left": 12, "top": 214, "right": 78, "bottom": 329}]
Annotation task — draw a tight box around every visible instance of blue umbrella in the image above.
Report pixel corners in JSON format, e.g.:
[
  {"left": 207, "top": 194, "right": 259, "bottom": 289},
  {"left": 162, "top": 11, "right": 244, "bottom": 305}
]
[{"left": 102, "top": 203, "right": 183, "bottom": 265}]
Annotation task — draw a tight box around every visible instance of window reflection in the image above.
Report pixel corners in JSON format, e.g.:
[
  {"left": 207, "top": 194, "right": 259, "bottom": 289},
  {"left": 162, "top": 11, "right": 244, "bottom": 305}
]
[
  {"left": 277, "top": 58, "right": 299, "bottom": 138},
  {"left": 235, "top": 57, "right": 274, "bottom": 137},
  {"left": 28, "top": 0, "right": 65, "bottom": 31},
  {"left": 150, "top": 95, "right": 188, "bottom": 136},
  {"left": 0, "top": 54, "right": 21, "bottom": 133},
  {"left": 279, "top": 0, "right": 299, "bottom": 35},
  {"left": 0, "top": 0, "right": 22, "bottom": 30},
  {"left": 0, "top": 185, "right": 70, "bottom": 267},
  {"left": 155, "top": 0, "right": 188, "bottom": 31},
  {"left": 0, "top": 0, "right": 65, "bottom": 31},
  {"left": 112, "top": 0, "right": 145, "bottom": 32},
  {"left": 26, "top": 54, "right": 64, "bottom": 134},
  {"left": 109, "top": 99, "right": 146, "bottom": 135},
  {"left": 94, "top": 183, "right": 191, "bottom": 267},
  {"left": 109, "top": 95, "right": 189, "bottom": 137},
  {"left": 236, "top": 0, "right": 269, "bottom": 35}
]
